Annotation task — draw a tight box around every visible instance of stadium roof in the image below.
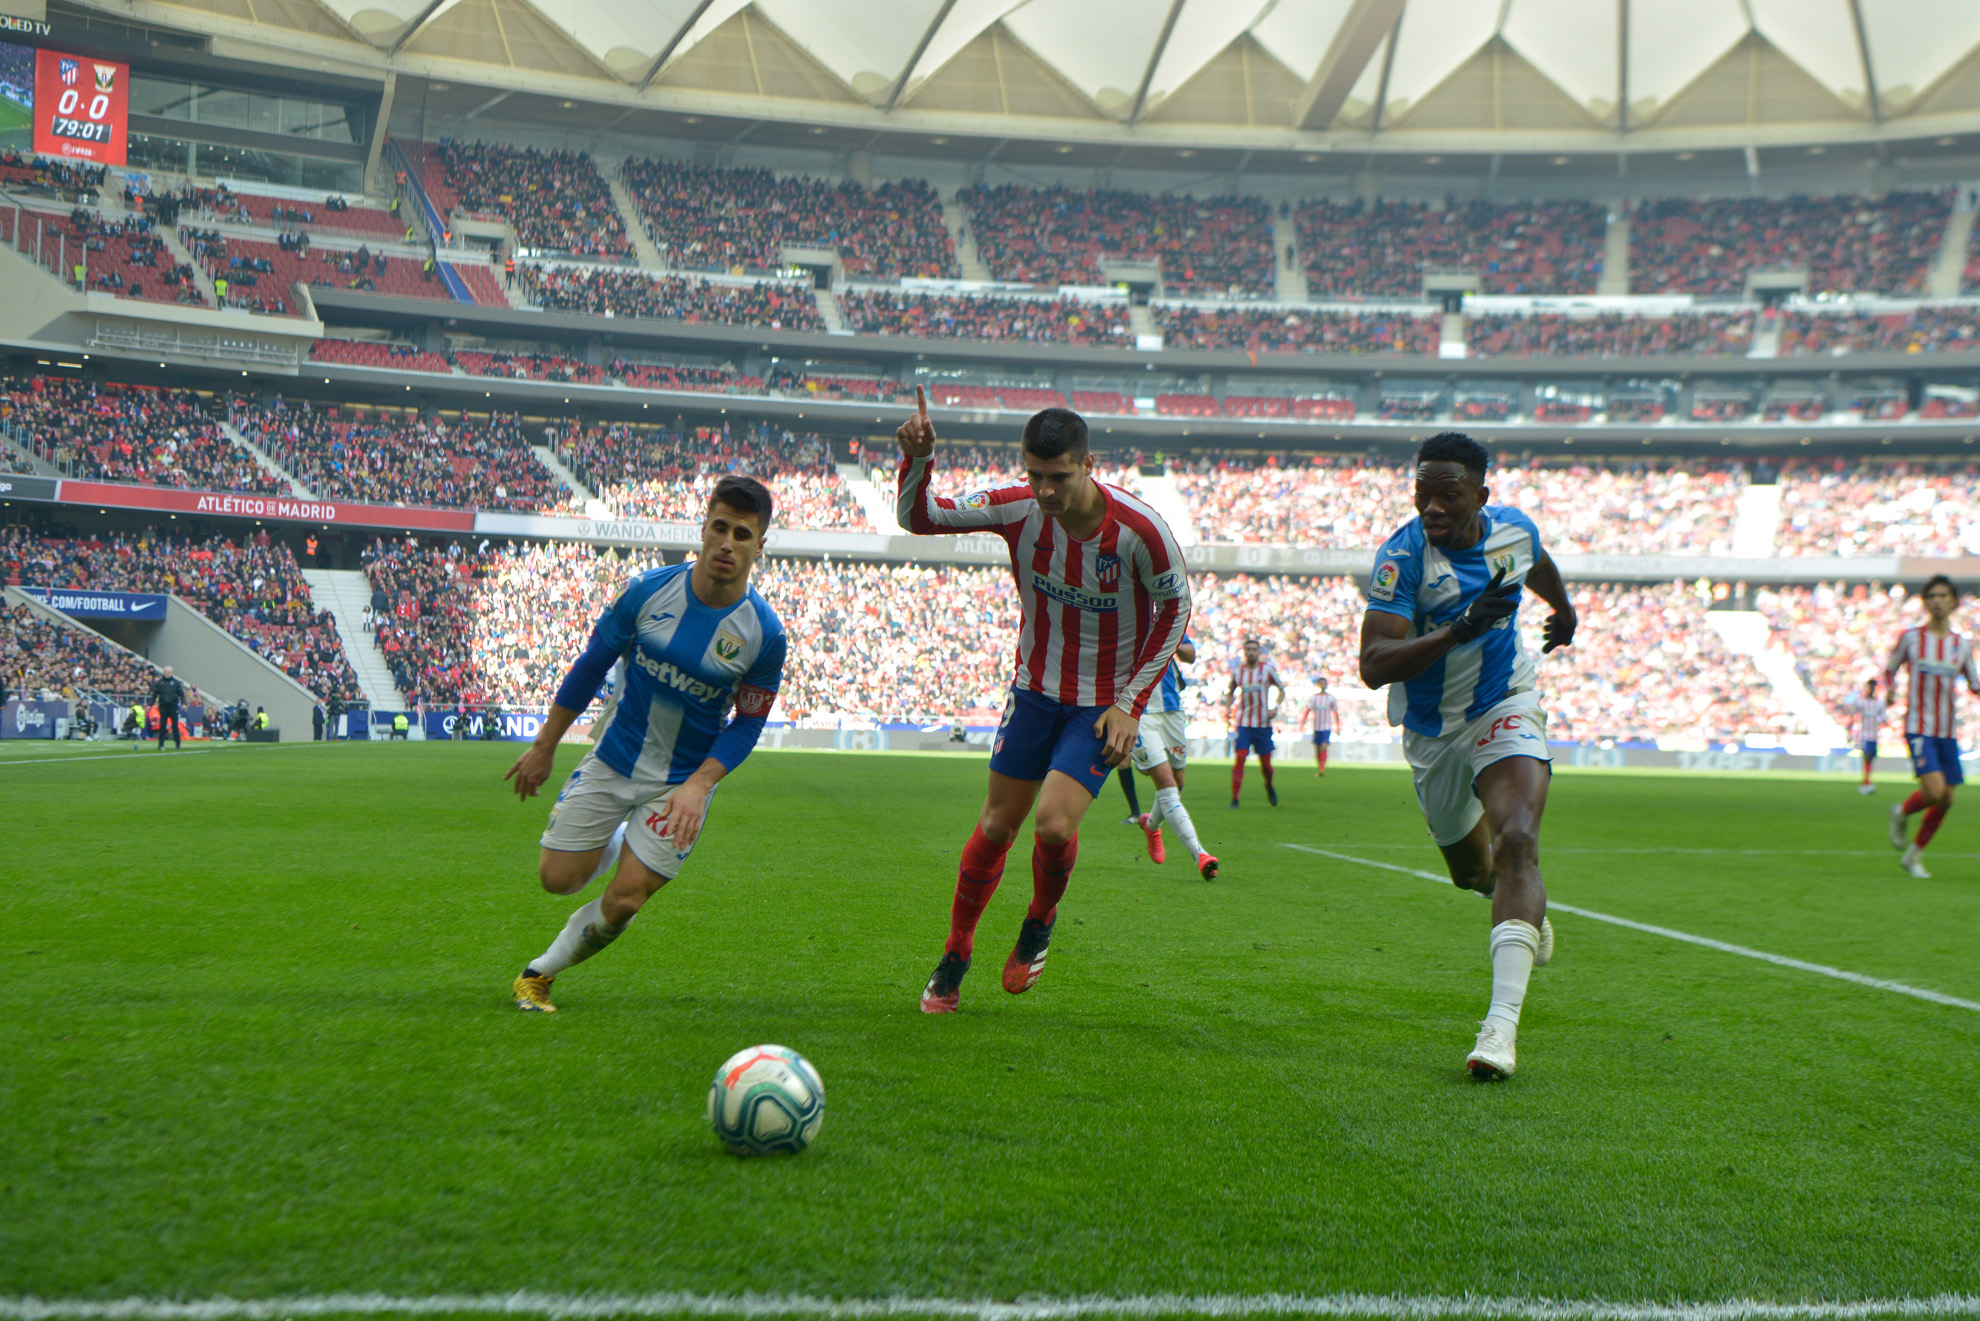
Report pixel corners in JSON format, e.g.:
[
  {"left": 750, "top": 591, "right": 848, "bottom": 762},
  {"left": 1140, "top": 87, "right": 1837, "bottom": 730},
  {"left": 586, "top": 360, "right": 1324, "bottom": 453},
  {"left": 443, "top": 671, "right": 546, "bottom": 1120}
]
[{"left": 88, "top": 0, "right": 1980, "bottom": 158}]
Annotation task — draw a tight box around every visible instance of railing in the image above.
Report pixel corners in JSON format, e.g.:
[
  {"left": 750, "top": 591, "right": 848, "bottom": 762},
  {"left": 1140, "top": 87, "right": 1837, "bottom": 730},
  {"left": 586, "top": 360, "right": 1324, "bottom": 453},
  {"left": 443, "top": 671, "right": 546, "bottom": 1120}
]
[
  {"left": 0, "top": 417, "right": 83, "bottom": 477},
  {"left": 86, "top": 320, "right": 300, "bottom": 368},
  {"left": 0, "top": 191, "right": 78, "bottom": 287}
]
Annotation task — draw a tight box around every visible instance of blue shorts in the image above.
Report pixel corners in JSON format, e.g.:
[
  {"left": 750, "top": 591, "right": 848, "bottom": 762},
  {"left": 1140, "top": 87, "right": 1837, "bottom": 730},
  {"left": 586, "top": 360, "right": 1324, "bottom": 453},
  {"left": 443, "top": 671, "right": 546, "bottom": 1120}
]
[
  {"left": 989, "top": 686, "right": 1112, "bottom": 798},
  {"left": 1313, "top": 731, "right": 1332, "bottom": 746},
  {"left": 1907, "top": 734, "right": 1965, "bottom": 785},
  {"left": 1234, "top": 725, "right": 1275, "bottom": 755},
  {"left": 1862, "top": 740, "right": 1878, "bottom": 760}
]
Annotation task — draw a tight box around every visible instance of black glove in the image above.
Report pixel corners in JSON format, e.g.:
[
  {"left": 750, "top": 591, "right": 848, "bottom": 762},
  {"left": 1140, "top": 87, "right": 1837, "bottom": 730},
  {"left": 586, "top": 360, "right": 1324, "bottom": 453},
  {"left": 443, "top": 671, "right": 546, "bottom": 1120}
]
[{"left": 1447, "top": 567, "right": 1518, "bottom": 644}]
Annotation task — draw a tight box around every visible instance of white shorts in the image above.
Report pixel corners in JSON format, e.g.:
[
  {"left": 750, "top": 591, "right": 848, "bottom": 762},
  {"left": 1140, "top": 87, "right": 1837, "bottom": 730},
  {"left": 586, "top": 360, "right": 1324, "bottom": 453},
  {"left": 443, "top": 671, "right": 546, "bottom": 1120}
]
[
  {"left": 1132, "top": 709, "right": 1189, "bottom": 773},
  {"left": 539, "top": 751, "right": 703, "bottom": 880},
  {"left": 1402, "top": 692, "right": 1551, "bottom": 847}
]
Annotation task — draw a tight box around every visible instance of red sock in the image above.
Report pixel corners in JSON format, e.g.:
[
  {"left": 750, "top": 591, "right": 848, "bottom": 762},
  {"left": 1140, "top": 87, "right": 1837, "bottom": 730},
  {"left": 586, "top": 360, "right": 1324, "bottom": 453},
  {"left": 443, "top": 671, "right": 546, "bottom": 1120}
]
[
  {"left": 1231, "top": 748, "right": 1247, "bottom": 800},
  {"left": 1259, "top": 752, "right": 1275, "bottom": 787},
  {"left": 1029, "top": 833, "right": 1077, "bottom": 922},
  {"left": 1916, "top": 805, "right": 1950, "bottom": 848},
  {"left": 1861, "top": 758, "right": 1873, "bottom": 784},
  {"left": 946, "top": 825, "right": 1009, "bottom": 958},
  {"left": 1902, "top": 790, "right": 1928, "bottom": 817},
  {"left": 1318, "top": 745, "right": 1329, "bottom": 772}
]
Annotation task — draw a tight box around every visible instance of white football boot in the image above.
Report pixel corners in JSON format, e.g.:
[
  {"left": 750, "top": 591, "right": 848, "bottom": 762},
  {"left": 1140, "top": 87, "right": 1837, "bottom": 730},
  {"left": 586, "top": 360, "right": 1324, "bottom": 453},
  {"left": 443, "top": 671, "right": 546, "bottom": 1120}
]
[
  {"left": 1466, "top": 1022, "right": 1517, "bottom": 1080},
  {"left": 1899, "top": 845, "right": 1931, "bottom": 879},
  {"left": 1889, "top": 803, "right": 1910, "bottom": 851},
  {"left": 1857, "top": 783, "right": 1876, "bottom": 796}
]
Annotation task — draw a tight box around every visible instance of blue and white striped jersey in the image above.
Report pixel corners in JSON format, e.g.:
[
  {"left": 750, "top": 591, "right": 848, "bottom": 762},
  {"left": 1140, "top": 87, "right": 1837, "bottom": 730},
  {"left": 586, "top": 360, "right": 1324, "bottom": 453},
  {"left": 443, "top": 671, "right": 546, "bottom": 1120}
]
[
  {"left": 582, "top": 562, "right": 787, "bottom": 785},
  {"left": 1150, "top": 633, "right": 1194, "bottom": 713},
  {"left": 1364, "top": 506, "right": 1543, "bottom": 737}
]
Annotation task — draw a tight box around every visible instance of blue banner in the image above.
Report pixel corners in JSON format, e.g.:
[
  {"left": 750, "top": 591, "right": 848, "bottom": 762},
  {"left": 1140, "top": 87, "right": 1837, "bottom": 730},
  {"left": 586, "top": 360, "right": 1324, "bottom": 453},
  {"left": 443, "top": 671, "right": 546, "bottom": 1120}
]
[
  {"left": 19, "top": 587, "right": 168, "bottom": 621},
  {"left": 1, "top": 698, "right": 67, "bottom": 739}
]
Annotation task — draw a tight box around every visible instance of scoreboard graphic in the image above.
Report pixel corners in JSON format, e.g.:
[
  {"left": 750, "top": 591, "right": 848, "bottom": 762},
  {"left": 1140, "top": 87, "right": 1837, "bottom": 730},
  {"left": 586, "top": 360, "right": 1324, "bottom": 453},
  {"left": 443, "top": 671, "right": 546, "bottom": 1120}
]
[{"left": 32, "top": 47, "right": 127, "bottom": 164}]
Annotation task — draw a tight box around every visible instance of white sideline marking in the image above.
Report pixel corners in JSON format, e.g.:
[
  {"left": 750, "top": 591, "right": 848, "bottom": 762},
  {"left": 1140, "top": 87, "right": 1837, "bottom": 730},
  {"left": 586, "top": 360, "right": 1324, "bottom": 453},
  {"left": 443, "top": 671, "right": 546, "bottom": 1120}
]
[
  {"left": 0, "top": 751, "right": 213, "bottom": 767},
  {"left": 1282, "top": 844, "right": 1980, "bottom": 1014},
  {"left": 1327, "top": 844, "right": 1980, "bottom": 859},
  {"left": 5, "top": 1296, "right": 1980, "bottom": 1321}
]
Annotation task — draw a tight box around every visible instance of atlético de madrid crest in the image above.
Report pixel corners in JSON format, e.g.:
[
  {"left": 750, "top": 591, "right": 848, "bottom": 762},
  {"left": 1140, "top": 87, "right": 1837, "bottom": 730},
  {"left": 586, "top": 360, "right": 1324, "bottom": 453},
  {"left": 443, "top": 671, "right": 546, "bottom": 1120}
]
[{"left": 1095, "top": 554, "right": 1122, "bottom": 591}]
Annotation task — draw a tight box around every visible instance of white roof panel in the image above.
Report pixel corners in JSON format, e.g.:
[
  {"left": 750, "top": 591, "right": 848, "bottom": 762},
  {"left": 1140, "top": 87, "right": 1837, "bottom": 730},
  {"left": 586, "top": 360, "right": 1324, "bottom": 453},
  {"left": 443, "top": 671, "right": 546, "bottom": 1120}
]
[
  {"left": 1502, "top": 0, "right": 1616, "bottom": 112},
  {"left": 1626, "top": 0, "right": 1749, "bottom": 112}
]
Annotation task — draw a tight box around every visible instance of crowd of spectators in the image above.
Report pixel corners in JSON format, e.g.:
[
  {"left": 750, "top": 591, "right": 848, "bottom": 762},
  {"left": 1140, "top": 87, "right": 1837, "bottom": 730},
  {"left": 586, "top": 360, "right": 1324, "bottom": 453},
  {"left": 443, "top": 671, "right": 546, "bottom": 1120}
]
[
  {"left": 1466, "top": 312, "right": 1753, "bottom": 357},
  {"left": 238, "top": 402, "right": 566, "bottom": 511},
  {"left": 1756, "top": 582, "right": 1910, "bottom": 722},
  {"left": 1774, "top": 459, "right": 1980, "bottom": 557},
  {"left": 1167, "top": 453, "right": 1744, "bottom": 554},
  {"left": 0, "top": 529, "right": 359, "bottom": 701},
  {"left": 841, "top": 291, "right": 1130, "bottom": 346},
  {"left": 550, "top": 420, "right": 868, "bottom": 529},
  {"left": 1296, "top": 199, "right": 1606, "bottom": 299},
  {"left": 1, "top": 598, "right": 160, "bottom": 701},
  {"left": 1155, "top": 305, "right": 1438, "bottom": 354},
  {"left": 48, "top": 209, "right": 204, "bottom": 306},
  {"left": 0, "top": 150, "right": 106, "bottom": 200},
  {"left": 452, "top": 349, "right": 608, "bottom": 386},
  {"left": 960, "top": 184, "right": 1272, "bottom": 297},
  {"left": 440, "top": 142, "right": 630, "bottom": 260},
  {"left": 619, "top": 160, "right": 956, "bottom": 280},
  {"left": 0, "top": 376, "right": 282, "bottom": 492},
  {"left": 1629, "top": 191, "right": 1949, "bottom": 296},
  {"left": 520, "top": 263, "right": 822, "bottom": 329},
  {"left": 1777, "top": 307, "right": 1980, "bottom": 356}
]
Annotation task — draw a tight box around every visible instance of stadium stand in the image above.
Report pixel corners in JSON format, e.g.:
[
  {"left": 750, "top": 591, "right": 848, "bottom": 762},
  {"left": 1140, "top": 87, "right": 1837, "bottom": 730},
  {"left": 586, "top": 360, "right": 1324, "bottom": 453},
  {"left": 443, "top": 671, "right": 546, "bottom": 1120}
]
[
  {"left": 1757, "top": 582, "right": 1907, "bottom": 708},
  {"left": 520, "top": 264, "right": 822, "bottom": 329},
  {"left": 618, "top": 160, "right": 956, "bottom": 280},
  {"left": 44, "top": 209, "right": 205, "bottom": 307},
  {"left": 610, "top": 360, "right": 763, "bottom": 395},
  {"left": 1776, "top": 459, "right": 1980, "bottom": 556},
  {"left": 185, "top": 229, "right": 448, "bottom": 309},
  {"left": 0, "top": 530, "right": 360, "bottom": 701},
  {"left": 309, "top": 339, "right": 454, "bottom": 374},
  {"left": 1777, "top": 307, "right": 1980, "bottom": 356},
  {"left": 840, "top": 291, "right": 1131, "bottom": 346},
  {"left": 0, "top": 376, "right": 281, "bottom": 492},
  {"left": 439, "top": 142, "right": 630, "bottom": 261},
  {"left": 959, "top": 184, "right": 1273, "bottom": 296},
  {"left": 1629, "top": 191, "right": 1950, "bottom": 296},
  {"left": 1296, "top": 199, "right": 1606, "bottom": 298},
  {"left": 451, "top": 262, "right": 510, "bottom": 308},
  {"left": 549, "top": 421, "right": 867, "bottom": 528},
  {"left": 1155, "top": 305, "right": 1440, "bottom": 354},
  {"left": 1466, "top": 312, "right": 1754, "bottom": 357},
  {"left": 452, "top": 349, "right": 608, "bottom": 386},
  {"left": 237, "top": 403, "right": 565, "bottom": 512},
  {"left": 1, "top": 596, "right": 160, "bottom": 702}
]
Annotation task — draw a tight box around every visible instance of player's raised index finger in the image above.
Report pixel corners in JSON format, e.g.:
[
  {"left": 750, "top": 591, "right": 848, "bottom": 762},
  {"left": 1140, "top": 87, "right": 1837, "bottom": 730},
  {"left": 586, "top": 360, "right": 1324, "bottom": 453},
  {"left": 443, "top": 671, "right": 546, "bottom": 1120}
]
[{"left": 915, "top": 385, "right": 929, "bottom": 425}]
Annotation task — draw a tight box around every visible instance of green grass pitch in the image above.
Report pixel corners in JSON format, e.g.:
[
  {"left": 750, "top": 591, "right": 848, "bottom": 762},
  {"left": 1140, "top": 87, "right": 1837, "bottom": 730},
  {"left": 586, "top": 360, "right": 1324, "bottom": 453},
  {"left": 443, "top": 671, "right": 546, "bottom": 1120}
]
[{"left": 4, "top": 742, "right": 1979, "bottom": 1314}]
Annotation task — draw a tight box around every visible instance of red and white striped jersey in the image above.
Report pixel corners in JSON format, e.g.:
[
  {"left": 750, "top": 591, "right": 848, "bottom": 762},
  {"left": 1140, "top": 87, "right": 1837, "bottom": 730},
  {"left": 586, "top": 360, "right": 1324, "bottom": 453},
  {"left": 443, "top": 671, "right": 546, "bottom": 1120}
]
[
  {"left": 897, "top": 453, "right": 1191, "bottom": 716},
  {"left": 1229, "top": 660, "right": 1283, "bottom": 728},
  {"left": 1838, "top": 691, "right": 1886, "bottom": 744},
  {"left": 1309, "top": 691, "right": 1338, "bottom": 735},
  {"left": 1883, "top": 626, "right": 1979, "bottom": 738}
]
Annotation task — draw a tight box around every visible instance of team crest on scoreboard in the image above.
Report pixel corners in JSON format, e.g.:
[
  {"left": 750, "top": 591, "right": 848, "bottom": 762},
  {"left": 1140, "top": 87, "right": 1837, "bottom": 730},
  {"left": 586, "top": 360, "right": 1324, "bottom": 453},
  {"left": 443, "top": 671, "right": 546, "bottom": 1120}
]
[
  {"left": 58, "top": 58, "right": 76, "bottom": 85},
  {"left": 1094, "top": 554, "right": 1121, "bottom": 591},
  {"left": 93, "top": 64, "right": 117, "bottom": 93}
]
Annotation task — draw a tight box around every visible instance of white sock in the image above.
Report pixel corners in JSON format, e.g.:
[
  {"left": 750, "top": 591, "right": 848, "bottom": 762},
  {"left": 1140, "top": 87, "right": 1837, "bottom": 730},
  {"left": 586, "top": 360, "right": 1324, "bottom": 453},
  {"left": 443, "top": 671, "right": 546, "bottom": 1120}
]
[
  {"left": 1484, "top": 919, "right": 1540, "bottom": 1035},
  {"left": 584, "top": 822, "right": 627, "bottom": 888},
  {"left": 527, "top": 896, "right": 633, "bottom": 978},
  {"left": 1153, "top": 786, "right": 1205, "bottom": 857}
]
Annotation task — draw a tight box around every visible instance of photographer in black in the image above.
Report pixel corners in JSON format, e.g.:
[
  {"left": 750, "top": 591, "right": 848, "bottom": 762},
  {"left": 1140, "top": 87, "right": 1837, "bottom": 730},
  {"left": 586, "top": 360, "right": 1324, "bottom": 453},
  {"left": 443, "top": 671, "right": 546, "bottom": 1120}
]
[{"left": 150, "top": 666, "right": 187, "bottom": 750}]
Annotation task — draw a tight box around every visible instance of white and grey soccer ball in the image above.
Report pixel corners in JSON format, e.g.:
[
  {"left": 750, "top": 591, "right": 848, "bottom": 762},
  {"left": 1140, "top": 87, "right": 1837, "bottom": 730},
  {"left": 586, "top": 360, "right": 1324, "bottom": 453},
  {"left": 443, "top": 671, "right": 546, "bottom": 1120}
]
[{"left": 707, "top": 1044, "right": 824, "bottom": 1156}]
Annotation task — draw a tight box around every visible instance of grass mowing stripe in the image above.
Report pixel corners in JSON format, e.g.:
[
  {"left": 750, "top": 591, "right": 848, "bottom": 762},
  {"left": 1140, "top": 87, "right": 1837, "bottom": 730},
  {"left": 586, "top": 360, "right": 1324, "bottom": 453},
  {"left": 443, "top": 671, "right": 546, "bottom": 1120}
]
[
  {"left": 6, "top": 1297, "right": 1980, "bottom": 1321},
  {"left": 1282, "top": 843, "right": 1980, "bottom": 1013}
]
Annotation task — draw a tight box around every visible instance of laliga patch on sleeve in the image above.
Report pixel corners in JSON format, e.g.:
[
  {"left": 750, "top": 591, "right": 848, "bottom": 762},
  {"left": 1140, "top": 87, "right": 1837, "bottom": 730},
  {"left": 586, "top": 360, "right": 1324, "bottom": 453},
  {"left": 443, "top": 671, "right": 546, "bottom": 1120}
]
[
  {"left": 1369, "top": 560, "right": 1400, "bottom": 601},
  {"left": 735, "top": 684, "right": 776, "bottom": 718},
  {"left": 1149, "top": 569, "right": 1185, "bottom": 600},
  {"left": 959, "top": 490, "right": 991, "bottom": 510}
]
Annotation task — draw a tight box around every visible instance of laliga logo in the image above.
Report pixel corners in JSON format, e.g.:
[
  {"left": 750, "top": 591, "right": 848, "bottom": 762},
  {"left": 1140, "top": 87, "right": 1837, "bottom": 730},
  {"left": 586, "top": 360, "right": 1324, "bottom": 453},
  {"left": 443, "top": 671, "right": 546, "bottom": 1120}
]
[
  {"left": 1475, "top": 713, "right": 1522, "bottom": 748},
  {"left": 13, "top": 703, "right": 47, "bottom": 731}
]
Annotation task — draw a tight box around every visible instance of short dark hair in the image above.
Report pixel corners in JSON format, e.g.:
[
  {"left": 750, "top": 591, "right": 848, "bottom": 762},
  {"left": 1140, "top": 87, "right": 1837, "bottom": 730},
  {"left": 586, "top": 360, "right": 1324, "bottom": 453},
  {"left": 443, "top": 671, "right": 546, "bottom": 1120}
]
[
  {"left": 1416, "top": 431, "right": 1491, "bottom": 479},
  {"left": 710, "top": 474, "right": 773, "bottom": 529},
  {"left": 1919, "top": 573, "right": 1959, "bottom": 601},
  {"left": 1022, "top": 407, "right": 1089, "bottom": 461}
]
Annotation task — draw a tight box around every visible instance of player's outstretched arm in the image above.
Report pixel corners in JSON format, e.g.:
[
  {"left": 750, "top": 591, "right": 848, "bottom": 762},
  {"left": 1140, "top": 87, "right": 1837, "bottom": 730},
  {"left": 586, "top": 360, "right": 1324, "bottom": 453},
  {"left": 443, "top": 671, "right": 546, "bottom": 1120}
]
[{"left": 1527, "top": 551, "right": 1578, "bottom": 653}]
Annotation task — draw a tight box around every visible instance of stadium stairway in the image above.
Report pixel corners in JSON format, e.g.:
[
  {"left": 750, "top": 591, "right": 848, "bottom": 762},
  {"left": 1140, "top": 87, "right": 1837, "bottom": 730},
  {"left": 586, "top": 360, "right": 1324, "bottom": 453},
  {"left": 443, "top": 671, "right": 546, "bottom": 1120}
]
[
  {"left": 157, "top": 226, "right": 221, "bottom": 307},
  {"left": 1704, "top": 610, "right": 1848, "bottom": 748},
  {"left": 299, "top": 568, "right": 411, "bottom": 710},
  {"left": 1732, "top": 482, "right": 1784, "bottom": 557},
  {"left": 1271, "top": 209, "right": 1308, "bottom": 302},
  {"left": 1600, "top": 211, "right": 1630, "bottom": 295},
  {"left": 0, "top": 425, "right": 60, "bottom": 476},
  {"left": 815, "top": 288, "right": 850, "bottom": 334},
  {"left": 835, "top": 461, "right": 893, "bottom": 532},
  {"left": 1929, "top": 195, "right": 1974, "bottom": 297},
  {"left": 221, "top": 419, "right": 316, "bottom": 498},
  {"left": 1134, "top": 468, "right": 1198, "bottom": 546},
  {"left": 943, "top": 197, "right": 990, "bottom": 282},
  {"left": 605, "top": 169, "right": 670, "bottom": 272},
  {"left": 533, "top": 445, "right": 608, "bottom": 516}
]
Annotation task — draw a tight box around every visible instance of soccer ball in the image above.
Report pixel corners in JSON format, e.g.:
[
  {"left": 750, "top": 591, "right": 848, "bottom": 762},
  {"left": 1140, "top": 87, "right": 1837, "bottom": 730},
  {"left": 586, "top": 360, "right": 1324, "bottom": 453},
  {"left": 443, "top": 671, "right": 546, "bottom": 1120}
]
[{"left": 707, "top": 1044, "right": 825, "bottom": 1156}]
